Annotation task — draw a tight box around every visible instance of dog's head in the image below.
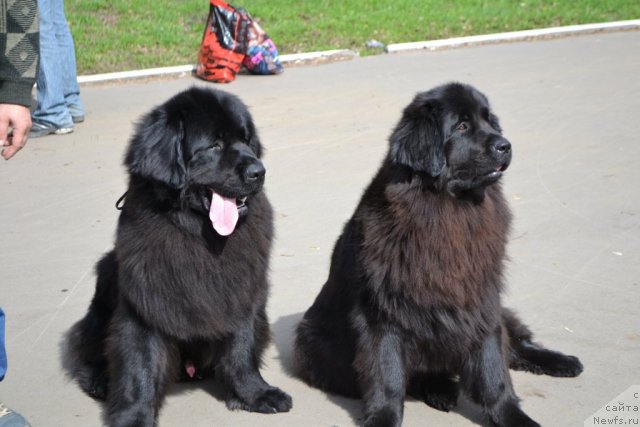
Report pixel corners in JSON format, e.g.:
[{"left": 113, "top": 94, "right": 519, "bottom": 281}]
[
  {"left": 389, "top": 82, "right": 511, "bottom": 201},
  {"left": 124, "top": 87, "right": 265, "bottom": 235}
]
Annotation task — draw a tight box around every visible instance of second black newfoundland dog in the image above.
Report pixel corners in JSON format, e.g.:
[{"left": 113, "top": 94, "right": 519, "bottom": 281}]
[
  {"left": 294, "top": 83, "right": 583, "bottom": 427},
  {"left": 64, "top": 87, "right": 291, "bottom": 426}
]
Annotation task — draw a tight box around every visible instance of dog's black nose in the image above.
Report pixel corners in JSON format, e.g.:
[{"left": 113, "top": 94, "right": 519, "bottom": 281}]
[
  {"left": 492, "top": 138, "right": 511, "bottom": 155},
  {"left": 244, "top": 162, "right": 266, "bottom": 182}
]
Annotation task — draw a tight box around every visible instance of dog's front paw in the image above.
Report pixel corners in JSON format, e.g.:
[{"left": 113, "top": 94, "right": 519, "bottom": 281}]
[
  {"left": 362, "top": 407, "right": 401, "bottom": 427},
  {"left": 226, "top": 387, "right": 292, "bottom": 413}
]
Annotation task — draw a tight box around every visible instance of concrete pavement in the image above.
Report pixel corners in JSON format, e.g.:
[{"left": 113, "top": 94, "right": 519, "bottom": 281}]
[{"left": 1, "top": 30, "right": 639, "bottom": 426}]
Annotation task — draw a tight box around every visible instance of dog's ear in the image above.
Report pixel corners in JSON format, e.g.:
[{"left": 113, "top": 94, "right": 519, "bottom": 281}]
[
  {"left": 125, "top": 109, "right": 187, "bottom": 189},
  {"left": 389, "top": 94, "right": 445, "bottom": 177}
]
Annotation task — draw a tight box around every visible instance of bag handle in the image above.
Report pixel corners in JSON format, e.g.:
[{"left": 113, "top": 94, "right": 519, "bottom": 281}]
[{"left": 210, "top": 0, "right": 230, "bottom": 8}]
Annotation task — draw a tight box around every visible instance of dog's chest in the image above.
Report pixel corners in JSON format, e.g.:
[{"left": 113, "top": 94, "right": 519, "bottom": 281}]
[
  {"left": 360, "top": 186, "right": 510, "bottom": 308},
  {"left": 117, "top": 210, "right": 272, "bottom": 339}
]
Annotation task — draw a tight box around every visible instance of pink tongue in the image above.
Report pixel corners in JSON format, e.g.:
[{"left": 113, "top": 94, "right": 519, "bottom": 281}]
[{"left": 209, "top": 192, "right": 239, "bottom": 236}]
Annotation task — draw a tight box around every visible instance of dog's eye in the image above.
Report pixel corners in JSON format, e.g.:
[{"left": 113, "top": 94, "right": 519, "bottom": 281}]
[
  {"left": 456, "top": 122, "right": 469, "bottom": 132},
  {"left": 210, "top": 141, "right": 223, "bottom": 151}
]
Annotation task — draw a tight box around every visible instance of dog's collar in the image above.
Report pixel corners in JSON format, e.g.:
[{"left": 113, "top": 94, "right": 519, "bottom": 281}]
[{"left": 115, "top": 190, "right": 251, "bottom": 217}]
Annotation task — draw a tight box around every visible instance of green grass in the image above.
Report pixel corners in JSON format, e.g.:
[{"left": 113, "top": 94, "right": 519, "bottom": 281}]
[{"left": 66, "top": 0, "right": 639, "bottom": 75}]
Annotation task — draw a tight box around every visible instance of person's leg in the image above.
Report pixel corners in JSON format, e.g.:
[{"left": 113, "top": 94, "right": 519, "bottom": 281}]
[
  {"left": 31, "top": 0, "right": 74, "bottom": 134},
  {"left": 0, "top": 306, "right": 6, "bottom": 381},
  {"left": 0, "top": 307, "right": 31, "bottom": 427},
  {"left": 54, "top": 0, "right": 84, "bottom": 122}
]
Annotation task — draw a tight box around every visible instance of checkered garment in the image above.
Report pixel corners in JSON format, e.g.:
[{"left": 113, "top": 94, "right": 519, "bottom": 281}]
[{"left": 0, "top": 0, "right": 39, "bottom": 107}]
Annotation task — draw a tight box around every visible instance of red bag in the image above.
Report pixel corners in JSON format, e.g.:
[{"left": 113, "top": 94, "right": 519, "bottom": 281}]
[{"left": 195, "top": 0, "right": 249, "bottom": 83}]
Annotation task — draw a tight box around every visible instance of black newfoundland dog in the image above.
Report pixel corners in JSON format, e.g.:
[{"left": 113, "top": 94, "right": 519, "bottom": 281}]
[
  {"left": 294, "top": 83, "right": 582, "bottom": 427},
  {"left": 64, "top": 87, "right": 291, "bottom": 426}
]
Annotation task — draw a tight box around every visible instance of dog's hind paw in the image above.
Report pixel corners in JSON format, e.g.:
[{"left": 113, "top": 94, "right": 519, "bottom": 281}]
[
  {"left": 510, "top": 342, "right": 584, "bottom": 378},
  {"left": 79, "top": 372, "right": 108, "bottom": 401},
  {"left": 542, "top": 354, "right": 584, "bottom": 377},
  {"left": 423, "top": 390, "right": 458, "bottom": 412},
  {"left": 408, "top": 373, "right": 459, "bottom": 412}
]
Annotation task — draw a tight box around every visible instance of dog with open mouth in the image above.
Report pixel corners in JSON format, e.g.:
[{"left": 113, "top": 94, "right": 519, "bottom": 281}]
[{"left": 64, "top": 87, "right": 292, "bottom": 426}]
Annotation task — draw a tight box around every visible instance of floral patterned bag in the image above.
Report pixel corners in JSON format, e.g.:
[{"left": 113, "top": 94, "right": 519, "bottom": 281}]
[{"left": 241, "top": 12, "right": 283, "bottom": 75}]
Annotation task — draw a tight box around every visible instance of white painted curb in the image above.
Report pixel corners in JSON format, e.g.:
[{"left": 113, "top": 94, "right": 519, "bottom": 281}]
[
  {"left": 280, "top": 49, "right": 356, "bottom": 63},
  {"left": 77, "top": 64, "right": 195, "bottom": 84},
  {"left": 77, "top": 50, "right": 355, "bottom": 85},
  {"left": 385, "top": 19, "right": 640, "bottom": 53},
  {"left": 77, "top": 20, "right": 640, "bottom": 84}
]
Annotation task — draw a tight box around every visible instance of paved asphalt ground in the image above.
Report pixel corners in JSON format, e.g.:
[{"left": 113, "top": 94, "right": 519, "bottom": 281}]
[{"left": 1, "top": 30, "right": 639, "bottom": 426}]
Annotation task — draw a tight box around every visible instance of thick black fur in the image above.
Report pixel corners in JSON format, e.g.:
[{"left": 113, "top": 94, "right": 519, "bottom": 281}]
[
  {"left": 294, "top": 83, "right": 582, "bottom": 427},
  {"left": 64, "top": 87, "right": 291, "bottom": 427}
]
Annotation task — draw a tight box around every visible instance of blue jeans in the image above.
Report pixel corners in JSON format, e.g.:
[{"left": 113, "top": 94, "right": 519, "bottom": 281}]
[
  {"left": 32, "top": 0, "right": 84, "bottom": 127},
  {"left": 1, "top": 306, "right": 6, "bottom": 381}
]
